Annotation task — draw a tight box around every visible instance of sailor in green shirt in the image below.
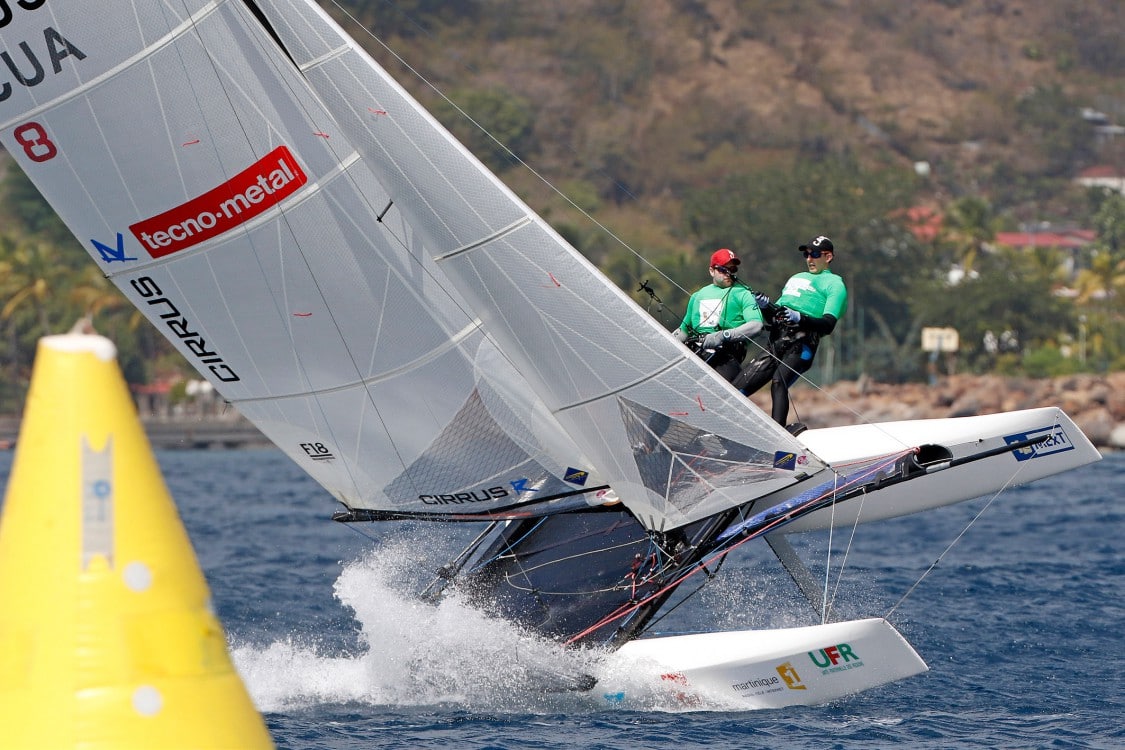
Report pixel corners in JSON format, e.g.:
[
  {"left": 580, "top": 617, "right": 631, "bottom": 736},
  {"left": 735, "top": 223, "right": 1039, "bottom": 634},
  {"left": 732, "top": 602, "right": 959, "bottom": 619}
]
[
  {"left": 673, "top": 248, "right": 764, "bottom": 382},
  {"left": 734, "top": 235, "right": 848, "bottom": 427}
]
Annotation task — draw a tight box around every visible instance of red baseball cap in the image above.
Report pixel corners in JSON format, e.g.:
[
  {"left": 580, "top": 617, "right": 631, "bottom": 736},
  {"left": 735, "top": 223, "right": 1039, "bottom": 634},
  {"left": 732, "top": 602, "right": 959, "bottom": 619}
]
[{"left": 710, "top": 248, "right": 740, "bottom": 270}]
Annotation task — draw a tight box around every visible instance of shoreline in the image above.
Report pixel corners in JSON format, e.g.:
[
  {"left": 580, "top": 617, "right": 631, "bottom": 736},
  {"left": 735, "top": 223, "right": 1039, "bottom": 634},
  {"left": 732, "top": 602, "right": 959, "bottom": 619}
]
[
  {"left": 769, "top": 372, "right": 1125, "bottom": 450},
  {"left": 0, "top": 414, "right": 272, "bottom": 451},
  {"left": 1, "top": 372, "right": 1121, "bottom": 451}
]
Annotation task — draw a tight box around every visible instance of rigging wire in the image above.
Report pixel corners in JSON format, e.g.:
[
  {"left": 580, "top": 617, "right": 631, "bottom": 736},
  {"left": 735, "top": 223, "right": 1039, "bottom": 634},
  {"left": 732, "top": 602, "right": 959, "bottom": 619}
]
[
  {"left": 883, "top": 428, "right": 1049, "bottom": 620},
  {"left": 324, "top": 0, "right": 692, "bottom": 303},
  {"left": 564, "top": 452, "right": 909, "bottom": 644},
  {"left": 821, "top": 470, "right": 838, "bottom": 624},
  {"left": 499, "top": 538, "right": 667, "bottom": 597},
  {"left": 325, "top": 0, "right": 929, "bottom": 453},
  {"left": 825, "top": 489, "right": 868, "bottom": 623}
]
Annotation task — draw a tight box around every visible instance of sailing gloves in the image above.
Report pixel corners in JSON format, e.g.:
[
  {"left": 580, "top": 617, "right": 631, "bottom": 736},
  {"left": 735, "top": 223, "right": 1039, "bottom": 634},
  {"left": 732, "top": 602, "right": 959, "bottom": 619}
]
[
  {"left": 701, "top": 331, "right": 728, "bottom": 349},
  {"left": 774, "top": 309, "right": 840, "bottom": 336},
  {"left": 778, "top": 308, "right": 802, "bottom": 326},
  {"left": 754, "top": 292, "right": 771, "bottom": 310}
]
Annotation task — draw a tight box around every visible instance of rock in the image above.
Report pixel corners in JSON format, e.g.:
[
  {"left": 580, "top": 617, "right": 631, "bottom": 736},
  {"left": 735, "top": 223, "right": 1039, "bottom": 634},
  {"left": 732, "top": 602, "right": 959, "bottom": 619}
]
[
  {"left": 1111, "top": 424, "right": 1125, "bottom": 450},
  {"left": 771, "top": 373, "right": 1124, "bottom": 449},
  {"left": 1073, "top": 407, "right": 1114, "bottom": 447}
]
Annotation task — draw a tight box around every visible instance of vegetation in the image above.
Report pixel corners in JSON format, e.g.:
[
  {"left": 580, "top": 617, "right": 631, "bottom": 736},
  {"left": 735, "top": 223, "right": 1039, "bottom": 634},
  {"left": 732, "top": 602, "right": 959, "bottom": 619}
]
[{"left": 2, "top": 0, "right": 1125, "bottom": 411}]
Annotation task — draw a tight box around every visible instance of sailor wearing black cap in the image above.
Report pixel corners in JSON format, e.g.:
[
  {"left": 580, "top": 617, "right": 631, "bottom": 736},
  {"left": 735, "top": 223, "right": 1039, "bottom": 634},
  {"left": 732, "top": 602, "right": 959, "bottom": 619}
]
[{"left": 733, "top": 235, "right": 848, "bottom": 427}]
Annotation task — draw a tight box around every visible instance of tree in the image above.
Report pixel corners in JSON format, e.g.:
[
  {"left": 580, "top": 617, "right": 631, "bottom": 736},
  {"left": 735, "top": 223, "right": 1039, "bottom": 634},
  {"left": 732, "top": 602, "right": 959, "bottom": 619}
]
[
  {"left": 938, "top": 196, "right": 1002, "bottom": 274},
  {"left": 0, "top": 167, "right": 74, "bottom": 248},
  {"left": 910, "top": 246, "right": 1074, "bottom": 372},
  {"left": 0, "top": 237, "right": 71, "bottom": 337},
  {"left": 432, "top": 86, "right": 538, "bottom": 172},
  {"left": 681, "top": 155, "right": 921, "bottom": 380},
  {"left": 1073, "top": 249, "right": 1125, "bottom": 305},
  {"left": 1014, "top": 84, "right": 1096, "bottom": 177}
]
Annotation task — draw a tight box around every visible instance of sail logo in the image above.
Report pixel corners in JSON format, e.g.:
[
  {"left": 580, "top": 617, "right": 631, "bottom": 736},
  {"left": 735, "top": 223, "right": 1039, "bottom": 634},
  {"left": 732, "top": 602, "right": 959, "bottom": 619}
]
[
  {"left": 129, "top": 276, "right": 239, "bottom": 383},
  {"left": 808, "top": 642, "right": 864, "bottom": 675},
  {"left": 0, "top": 0, "right": 48, "bottom": 30},
  {"left": 0, "top": 21, "right": 85, "bottom": 105},
  {"left": 510, "top": 478, "right": 539, "bottom": 494},
  {"left": 129, "top": 145, "right": 307, "bottom": 258},
  {"left": 775, "top": 661, "right": 805, "bottom": 690},
  {"left": 564, "top": 467, "right": 588, "bottom": 486},
  {"left": 773, "top": 451, "right": 797, "bottom": 470},
  {"left": 90, "top": 232, "right": 136, "bottom": 263},
  {"left": 419, "top": 487, "right": 508, "bottom": 506},
  {"left": 299, "top": 442, "right": 335, "bottom": 462},
  {"left": 1004, "top": 425, "right": 1074, "bottom": 461}
]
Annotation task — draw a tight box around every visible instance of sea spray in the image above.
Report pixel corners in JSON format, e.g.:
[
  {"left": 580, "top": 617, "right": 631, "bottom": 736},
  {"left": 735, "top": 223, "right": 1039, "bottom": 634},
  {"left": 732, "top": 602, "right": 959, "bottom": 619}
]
[{"left": 232, "top": 537, "right": 606, "bottom": 712}]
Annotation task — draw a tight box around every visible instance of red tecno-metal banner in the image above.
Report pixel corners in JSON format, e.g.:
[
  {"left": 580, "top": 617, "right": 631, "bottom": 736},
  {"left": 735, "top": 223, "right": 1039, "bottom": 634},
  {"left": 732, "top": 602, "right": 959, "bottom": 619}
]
[{"left": 130, "top": 145, "right": 307, "bottom": 258}]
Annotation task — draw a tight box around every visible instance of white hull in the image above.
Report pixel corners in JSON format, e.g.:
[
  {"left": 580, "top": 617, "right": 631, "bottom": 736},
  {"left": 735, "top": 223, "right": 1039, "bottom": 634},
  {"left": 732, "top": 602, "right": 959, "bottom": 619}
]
[
  {"left": 787, "top": 407, "right": 1100, "bottom": 532},
  {"left": 600, "top": 618, "right": 926, "bottom": 709}
]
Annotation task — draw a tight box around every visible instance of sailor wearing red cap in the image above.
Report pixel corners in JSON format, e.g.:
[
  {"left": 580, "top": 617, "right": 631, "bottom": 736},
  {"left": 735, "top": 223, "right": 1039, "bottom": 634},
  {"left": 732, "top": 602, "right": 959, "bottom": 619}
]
[{"left": 673, "top": 248, "right": 764, "bottom": 382}]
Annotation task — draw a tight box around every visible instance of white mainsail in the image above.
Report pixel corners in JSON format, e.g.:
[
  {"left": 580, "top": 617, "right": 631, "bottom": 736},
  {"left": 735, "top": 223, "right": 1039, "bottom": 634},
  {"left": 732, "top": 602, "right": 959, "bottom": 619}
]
[{"left": 0, "top": 1, "right": 822, "bottom": 529}]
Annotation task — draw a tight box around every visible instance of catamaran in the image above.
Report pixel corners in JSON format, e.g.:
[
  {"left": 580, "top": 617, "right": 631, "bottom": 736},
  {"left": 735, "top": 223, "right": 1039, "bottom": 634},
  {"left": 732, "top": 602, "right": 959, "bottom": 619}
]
[{"left": 0, "top": 1, "right": 1099, "bottom": 708}]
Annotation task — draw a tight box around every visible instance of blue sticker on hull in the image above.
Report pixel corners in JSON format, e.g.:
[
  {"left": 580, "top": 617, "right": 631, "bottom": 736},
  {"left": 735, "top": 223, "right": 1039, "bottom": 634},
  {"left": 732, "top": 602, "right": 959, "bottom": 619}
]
[{"left": 1004, "top": 425, "right": 1075, "bottom": 461}]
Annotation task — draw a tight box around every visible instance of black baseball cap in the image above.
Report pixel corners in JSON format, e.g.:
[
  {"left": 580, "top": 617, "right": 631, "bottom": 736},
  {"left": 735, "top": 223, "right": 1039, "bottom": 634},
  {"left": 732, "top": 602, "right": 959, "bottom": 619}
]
[{"left": 798, "top": 235, "right": 834, "bottom": 254}]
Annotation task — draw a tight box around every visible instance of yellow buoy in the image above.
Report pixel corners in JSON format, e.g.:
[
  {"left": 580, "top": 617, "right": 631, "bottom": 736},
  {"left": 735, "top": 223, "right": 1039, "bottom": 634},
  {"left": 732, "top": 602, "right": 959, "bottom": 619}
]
[{"left": 0, "top": 334, "right": 273, "bottom": 749}]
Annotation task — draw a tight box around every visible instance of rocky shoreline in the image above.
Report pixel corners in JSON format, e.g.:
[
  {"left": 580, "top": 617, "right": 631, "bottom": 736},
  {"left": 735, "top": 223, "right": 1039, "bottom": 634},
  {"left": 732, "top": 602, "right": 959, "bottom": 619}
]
[
  {"left": 763, "top": 372, "right": 1124, "bottom": 450},
  {"left": 0, "top": 373, "right": 1119, "bottom": 451}
]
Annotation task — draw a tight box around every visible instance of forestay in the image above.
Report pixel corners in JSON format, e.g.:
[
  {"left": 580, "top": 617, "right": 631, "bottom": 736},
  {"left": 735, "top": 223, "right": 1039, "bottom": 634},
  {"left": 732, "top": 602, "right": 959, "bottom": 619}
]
[{"left": 0, "top": 0, "right": 824, "bottom": 530}]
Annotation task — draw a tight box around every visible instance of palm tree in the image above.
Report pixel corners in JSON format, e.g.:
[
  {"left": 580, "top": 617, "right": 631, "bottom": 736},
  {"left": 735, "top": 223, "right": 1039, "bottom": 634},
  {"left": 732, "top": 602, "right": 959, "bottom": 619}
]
[
  {"left": 939, "top": 196, "right": 1001, "bottom": 274},
  {"left": 1073, "top": 247, "right": 1125, "bottom": 305},
  {"left": 0, "top": 237, "right": 69, "bottom": 336},
  {"left": 1073, "top": 241, "right": 1125, "bottom": 367},
  {"left": 68, "top": 264, "right": 143, "bottom": 328}
]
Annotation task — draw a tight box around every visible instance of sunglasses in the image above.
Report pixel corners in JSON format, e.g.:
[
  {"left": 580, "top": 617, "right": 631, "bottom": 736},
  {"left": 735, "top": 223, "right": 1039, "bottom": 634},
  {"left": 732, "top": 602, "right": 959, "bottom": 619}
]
[
  {"left": 711, "top": 265, "right": 737, "bottom": 275},
  {"left": 800, "top": 249, "right": 826, "bottom": 258}
]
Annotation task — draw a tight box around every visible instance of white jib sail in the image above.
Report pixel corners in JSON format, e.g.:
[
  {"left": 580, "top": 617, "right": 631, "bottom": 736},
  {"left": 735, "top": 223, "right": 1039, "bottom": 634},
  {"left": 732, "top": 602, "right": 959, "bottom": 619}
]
[{"left": 0, "top": 1, "right": 824, "bottom": 529}]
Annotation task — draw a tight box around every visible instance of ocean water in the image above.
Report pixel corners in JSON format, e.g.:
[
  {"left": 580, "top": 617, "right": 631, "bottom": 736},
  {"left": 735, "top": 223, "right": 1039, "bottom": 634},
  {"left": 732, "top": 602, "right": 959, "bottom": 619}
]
[{"left": 2, "top": 447, "right": 1122, "bottom": 748}]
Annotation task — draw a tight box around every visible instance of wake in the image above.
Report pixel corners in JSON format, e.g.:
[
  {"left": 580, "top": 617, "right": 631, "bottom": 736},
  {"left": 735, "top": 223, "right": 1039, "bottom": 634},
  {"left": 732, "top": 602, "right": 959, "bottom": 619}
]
[
  {"left": 230, "top": 536, "right": 769, "bottom": 713},
  {"left": 231, "top": 539, "right": 609, "bottom": 712}
]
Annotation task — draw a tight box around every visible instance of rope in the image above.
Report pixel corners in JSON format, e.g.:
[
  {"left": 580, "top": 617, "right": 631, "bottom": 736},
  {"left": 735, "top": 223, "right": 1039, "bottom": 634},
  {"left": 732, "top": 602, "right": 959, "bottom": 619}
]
[
  {"left": 883, "top": 426, "right": 1049, "bottom": 619},
  {"left": 324, "top": 0, "right": 691, "bottom": 302},
  {"left": 314, "top": 2, "right": 1049, "bottom": 640},
  {"left": 564, "top": 451, "right": 910, "bottom": 644}
]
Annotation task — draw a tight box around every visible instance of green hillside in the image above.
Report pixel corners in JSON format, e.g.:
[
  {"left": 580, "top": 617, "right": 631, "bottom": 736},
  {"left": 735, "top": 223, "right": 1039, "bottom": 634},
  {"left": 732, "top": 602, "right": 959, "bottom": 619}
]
[{"left": 1, "top": 0, "right": 1123, "bottom": 410}]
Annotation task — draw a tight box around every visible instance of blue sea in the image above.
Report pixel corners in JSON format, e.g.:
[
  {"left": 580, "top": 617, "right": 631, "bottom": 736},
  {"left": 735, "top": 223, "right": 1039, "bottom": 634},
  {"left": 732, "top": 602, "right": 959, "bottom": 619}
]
[{"left": 2, "top": 447, "right": 1122, "bottom": 748}]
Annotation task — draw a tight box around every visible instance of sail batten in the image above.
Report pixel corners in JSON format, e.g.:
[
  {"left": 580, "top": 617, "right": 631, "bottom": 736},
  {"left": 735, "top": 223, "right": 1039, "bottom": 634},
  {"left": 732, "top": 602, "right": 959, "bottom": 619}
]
[
  {"left": 0, "top": 4, "right": 222, "bottom": 131},
  {"left": 553, "top": 359, "right": 685, "bottom": 414},
  {"left": 230, "top": 319, "right": 485, "bottom": 404},
  {"left": 435, "top": 216, "right": 536, "bottom": 261},
  {"left": 297, "top": 44, "right": 352, "bottom": 73}
]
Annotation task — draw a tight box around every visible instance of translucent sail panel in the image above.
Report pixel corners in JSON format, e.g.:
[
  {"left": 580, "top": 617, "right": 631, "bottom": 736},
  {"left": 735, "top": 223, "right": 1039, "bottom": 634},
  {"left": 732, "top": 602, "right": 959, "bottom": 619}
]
[
  {"left": 252, "top": 0, "right": 827, "bottom": 528},
  {"left": 0, "top": 3, "right": 598, "bottom": 516},
  {"left": 259, "top": 0, "right": 528, "bottom": 251},
  {"left": 441, "top": 223, "right": 818, "bottom": 528}
]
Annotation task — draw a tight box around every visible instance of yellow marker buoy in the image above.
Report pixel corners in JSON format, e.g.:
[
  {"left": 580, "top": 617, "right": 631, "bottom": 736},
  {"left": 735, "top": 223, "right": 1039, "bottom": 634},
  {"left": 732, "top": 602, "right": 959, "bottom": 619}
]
[{"left": 0, "top": 334, "right": 273, "bottom": 748}]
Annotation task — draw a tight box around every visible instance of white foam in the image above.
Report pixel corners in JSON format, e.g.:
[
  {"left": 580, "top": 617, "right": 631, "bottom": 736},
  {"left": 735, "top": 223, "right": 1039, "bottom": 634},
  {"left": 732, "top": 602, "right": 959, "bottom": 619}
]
[
  {"left": 229, "top": 539, "right": 759, "bottom": 714},
  {"left": 231, "top": 541, "right": 605, "bottom": 713}
]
